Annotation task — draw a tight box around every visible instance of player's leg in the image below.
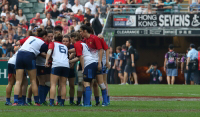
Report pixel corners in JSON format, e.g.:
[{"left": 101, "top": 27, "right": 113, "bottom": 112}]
[
  {"left": 56, "top": 82, "right": 61, "bottom": 105},
  {"left": 103, "top": 73, "right": 110, "bottom": 105},
  {"left": 59, "top": 76, "right": 67, "bottom": 106},
  {"left": 44, "top": 74, "right": 50, "bottom": 104},
  {"left": 83, "top": 80, "right": 92, "bottom": 107},
  {"left": 49, "top": 74, "right": 59, "bottom": 106},
  {"left": 76, "top": 71, "right": 83, "bottom": 105},
  {"left": 5, "top": 74, "right": 15, "bottom": 105},
  {"left": 93, "top": 80, "right": 100, "bottom": 106},
  {"left": 37, "top": 75, "right": 46, "bottom": 104},
  {"left": 118, "top": 72, "right": 124, "bottom": 84},
  {"left": 27, "top": 84, "right": 33, "bottom": 105},
  {"left": 69, "top": 78, "right": 75, "bottom": 105},
  {"left": 21, "top": 76, "right": 28, "bottom": 105}
]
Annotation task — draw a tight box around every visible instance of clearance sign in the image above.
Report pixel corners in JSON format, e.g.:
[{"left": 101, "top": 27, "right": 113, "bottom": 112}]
[{"left": 112, "top": 14, "right": 200, "bottom": 28}]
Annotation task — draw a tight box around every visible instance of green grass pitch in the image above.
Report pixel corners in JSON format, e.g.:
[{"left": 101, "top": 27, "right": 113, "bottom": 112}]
[{"left": 0, "top": 85, "right": 200, "bottom": 117}]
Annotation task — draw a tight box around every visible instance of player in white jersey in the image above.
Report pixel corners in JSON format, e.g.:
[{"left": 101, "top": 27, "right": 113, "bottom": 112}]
[
  {"left": 45, "top": 33, "right": 70, "bottom": 106},
  {"left": 5, "top": 45, "right": 28, "bottom": 106},
  {"left": 13, "top": 28, "right": 47, "bottom": 106},
  {"left": 69, "top": 32, "right": 97, "bottom": 107}
]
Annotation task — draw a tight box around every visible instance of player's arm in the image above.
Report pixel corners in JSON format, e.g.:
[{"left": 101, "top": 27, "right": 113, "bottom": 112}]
[
  {"left": 40, "top": 52, "right": 47, "bottom": 58},
  {"left": 70, "top": 57, "right": 79, "bottom": 63},
  {"left": 69, "top": 53, "right": 76, "bottom": 60},
  {"left": 68, "top": 48, "right": 76, "bottom": 53},
  {"left": 45, "top": 49, "right": 52, "bottom": 67}
]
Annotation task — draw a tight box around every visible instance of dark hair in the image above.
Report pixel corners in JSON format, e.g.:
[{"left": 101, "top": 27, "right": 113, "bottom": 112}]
[
  {"left": 127, "top": 39, "right": 132, "bottom": 45},
  {"left": 54, "top": 33, "right": 63, "bottom": 42},
  {"left": 47, "top": 30, "right": 53, "bottom": 34},
  {"left": 88, "top": 8, "right": 91, "bottom": 12},
  {"left": 80, "top": 24, "right": 94, "bottom": 34},
  {"left": 27, "top": 30, "right": 35, "bottom": 36},
  {"left": 116, "top": 46, "right": 122, "bottom": 51},
  {"left": 198, "top": 47, "right": 200, "bottom": 51},
  {"left": 13, "top": 5, "right": 18, "bottom": 14},
  {"left": 36, "top": 28, "right": 47, "bottom": 37},
  {"left": 190, "top": 43, "right": 195, "bottom": 48},
  {"left": 122, "top": 44, "right": 126, "bottom": 49},
  {"left": 54, "top": 25, "right": 63, "bottom": 32},
  {"left": 152, "top": 62, "right": 158, "bottom": 66},
  {"left": 169, "top": 44, "right": 174, "bottom": 50},
  {"left": 46, "top": 12, "right": 51, "bottom": 16},
  {"left": 3, "top": 30, "right": 8, "bottom": 33},
  {"left": 71, "top": 32, "right": 82, "bottom": 41},
  {"left": 17, "top": 9, "right": 23, "bottom": 16},
  {"left": 83, "top": 19, "right": 89, "bottom": 24},
  {"left": 64, "top": 34, "right": 70, "bottom": 39}
]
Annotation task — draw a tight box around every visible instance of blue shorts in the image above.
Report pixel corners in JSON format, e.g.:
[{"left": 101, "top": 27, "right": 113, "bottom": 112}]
[
  {"left": 37, "top": 66, "right": 46, "bottom": 76},
  {"left": 83, "top": 62, "right": 97, "bottom": 82},
  {"left": 68, "top": 68, "right": 75, "bottom": 78},
  {"left": 167, "top": 68, "right": 178, "bottom": 76},
  {"left": 96, "top": 62, "right": 103, "bottom": 75},
  {"left": 45, "top": 67, "right": 51, "bottom": 74},
  {"left": 51, "top": 67, "right": 70, "bottom": 78},
  {"left": 8, "top": 64, "right": 16, "bottom": 74},
  {"left": 16, "top": 51, "right": 36, "bottom": 70}
]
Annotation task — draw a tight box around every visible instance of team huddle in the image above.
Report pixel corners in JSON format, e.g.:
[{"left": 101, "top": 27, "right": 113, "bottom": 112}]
[{"left": 5, "top": 24, "right": 110, "bottom": 107}]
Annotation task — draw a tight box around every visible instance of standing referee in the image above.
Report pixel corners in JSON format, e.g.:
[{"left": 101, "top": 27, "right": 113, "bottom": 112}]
[{"left": 123, "top": 40, "right": 138, "bottom": 85}]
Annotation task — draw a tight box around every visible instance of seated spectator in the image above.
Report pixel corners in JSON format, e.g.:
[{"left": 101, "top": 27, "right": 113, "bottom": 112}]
[
  {"left": 61, "top": 18, "right": 69, "bottom": 34},
  {"left": 144, "top": 3, "right": 154, "bottom": 14},
  {"left": 1, "top": 43, "right": 7, "bottom": 57},
  {"left": 40, "top": 24, "right": 45, "bottom": 30},
  {"left": 83, "top": 19, "right": 89, "bottom": 24},
  {"left": 14, "top": 27, "right": 26, "bottom": 41},
  {"left": 114, "top": 0, "right": 126, "bottom": 4},
  {"left": 30, "top": 13, "right": 43, "bottom": 26},
  {"left": 84, "top": 8, "right": 94, "bottom": 22},
  {"left": 171, "top": 0, "right": 182, "bottom": 13},
  {"left": 42, "top": 13, "right": 55, "bottom": 27},
  {"left": 68, "top": 25, "right": 75, "bottom": 33},
  {"left": 135, "top": 5, "right": 146, "bottom": 14},
  {"left": 1, "top": 4, "right": 10, "bottom": 14},
  {"left": 68, "top": 14, "right": 79, "bottom": 26},
  {"left": 50, "top": 5, "right": 60, "bottom": 19},
  {"left": 12, "top": 5, "right": 18, "bottom": 14},
  {"left": 90, "top": 13, "right": 104, "bottom": 26},
  {"left": 156, "top": 0, "right": 164, "bottom": 14},
  {"left": 59, "top": 0, "right": 72, "bottom": 11},
  {"left": 0, "top": 24, "right": 3, "bottom": 35},
  {"left": 60, "top": 3, "right": 73, "bottom": 18},
  {"left": 71, "top": 18, "right": 80, "bottom": 31},
  {"left": 10, "top": 13, "right": 19, "bottom": 27},
  {"left": 146, "top": 63, "right": 162, "bottom": 84},
  {"left": 5, "top": 34, "right": 14, "bottom": 57},
  {"left": 19, "top": 0, "right": 29, "bottom": 3},
  {"left": 74, "top": 9, "right": 84, "bottom": 23},
  {"left": 72, "top": 0, "right": 84, "bottom": 14},
  {"left": 163, "top": 0, "right": 173, "bottom": 13},
  {"left": 85, "top": 0, "right": 99, "bottom": 15},
  {"left": 45, "top": 19, "right": 54, "bottom": 29},
  {"left": 98, "top": 0, "right": 109, "bottom": 18},
  {"left": 189, "top": 0, "right": 200, "bottom": 13},
  {"left": 17, "top": 23, "right": 27, "bottom": 35},
  {"left": 5, "top": 12, "right": 12, "bottom": 20},
  {"left": 7, "top": 23, "right": 15, "bottom": 35},
  {"left": 79, "top": 0, "right": 88, "bottom": 6},
  {"left": 55, "top": 14, "right": 65, "bottom": 25},
  {"left": 16, "top": 9, "right": 27, "bottom": 22},
  {"left": 1, "top": 30, "right": 8, "bottom": 40},
  {"left": 45, "top": 0, "right": 54, "bottom": 13},
  {"left": 29, "top": 23, "right": 37, "bottom": 31},
  {"left": 113, "top": 2, "right": 123, "bottom": 12},
  {"left": 20, "top": 19, "right": 28, "bottom": 31}
]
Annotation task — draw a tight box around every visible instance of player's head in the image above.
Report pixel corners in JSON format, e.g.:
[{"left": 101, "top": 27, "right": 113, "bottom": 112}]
[
  {"left": 54, "top": 25, "right": 63, "bottom": 34},
  {"left": 122, "top": 44, "right": 126, "bottom": 50},
  {"left": 62, "top": 35, "right": 70, "bottom": 47},
  {"left": 70, "top": 32, "right": 82, "bottom": 44},
  {"left": 47, "top": 30, "right": 53, "bottom": 42},
  {"left": 80, "top": 24, "right": 93, "bottom": 38},
  {"left": 126, "top": 39, "right": 132, "bottom": 47},
  {"left": 116, "top": 46, "right": 122, "bottom": 53},
  {"left": 168, "top": 44, "right": 174, "bottom": 51},
  {"left": 54, "top": 33, "right": 63, "bottom": 42},
  {"left": 152, "top": 62, "right": 158, "bottom": 69},
  {"left": 36, "top": 28, "right": 47, "bottom": 39}
]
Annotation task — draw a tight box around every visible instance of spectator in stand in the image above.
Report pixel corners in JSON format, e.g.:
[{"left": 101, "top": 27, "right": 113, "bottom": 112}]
[
  {"left": 156, "top": 0, "right": 164, "bottom": 14},
  {"left": 83, "top": 19, "right": 89, "bottom": 24},
  {"left": 1, "top": 43, "right": 7, "bottom": 57},
  {"left": 144, "top": 3, "right": 154, "bottom": 14},
  {"left": 68, "top": 25, "right": 75, "bottom": 33},
  {"left": 98, "top": 0, "right": 109, "bottom": 18},
  {"left": 72, "top": 0, "right": 84, "bottom": 14},
  {"left": 67, "top": 14, "right": 79, "bottom": 25},
  {"left": 71, "top": 18, "right": 80, "bottom": 31},
  {"left": 12, "top": 5, "right": 18, "bottom": 14},
  {"left": 60, "top": 3, "right": 73, "bottom": 18},
  {"left": 5, "top": 12, "right": 11, "bottom": 20},
  {"left": 114, "top": 0, "right": 126, "bottom": 4},
  {"left": 29, "top": 23, "right": 37, "bottom": 31},
  {"left": 42, "top": 13, "right": 55, "bottom": 27},
  {"left": 55, "top": 14, "right": 65, "bottom": 25},
  {"left": 45, "top": 19, "right": 54, "bottom": 29},
  {"left": 113, "top": 2, "right": 123, "bottom": 12},
  {"left": 45, "top": 0, "right": 54, "bottom": 13},
  {"left": 61, "top": 18, "right": 69, "bottom": 34},
  {"left": 17, "top": 23, "right": 27, "bottom": 35},
  {"left": 5, "top": 34, "right": 14, "bottom": 57},
  {"left": 16, "top": 9, "right": 27, "bottom": 22},
  {"left": 189, "top": 0, "right": 200, "bottom": 13},
  {"left": 19, "top": 0, "right": 29, "bottom": 3},
  {"left": 84, "top": 8, "right": 94, "bottom": 22},
  {"left": 171, "top": 0, "right": 182, "bottom": 13},
  {"left": 1, "top": 4, "right": 10, "bottom": 15},
  {"left": 0, "top": 24, "right": 3, "bottom": 34},
  {"left": 106, "top": 0, "right": 114, "bottom": 4},
  {"left": 74, "top": 9, "right": 84, "bottom": 23},
  {"left": 50, "top": 5, "right": 60, "bottom": 19},
  {"left": 146, "top": 63, "right": 162, "bottom": 84},
  {"left": 14, "top": 27, "right": 26, "bottom": 41},
  {"left": 7, "top": 23, "right": 15, "bottom": 35},
  {"left": 20, "top": 19, "right": 28, "bottom": 31},
  {"left": 85, "top": 0, "right": 99, "bottom": 15},
  {"left": 59, "top": 0, "right": 72, "bottom": 11},
  {"left": 10, "top": 13, "right": 19, "bottom": 27},
  {"left": 135, "top": 5, "right": 146, "bottom": 14},
  {"left": 30, "top": 13, "right": 43, "bottom": 26},
  {"left": 40, "top": 24, "right": 45, "bottom": 30},
  {"left": 1, "top": 30, "right": 8, "bottom": 40},
  {"left": 163, "top": 0, "right": 173, "bottom": 13},
  {"left": 90, "top": 13, "right": 104, "bottom": 26}
]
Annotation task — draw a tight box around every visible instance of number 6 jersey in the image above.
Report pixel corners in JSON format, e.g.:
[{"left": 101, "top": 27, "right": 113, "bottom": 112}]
[{"left": 48, "top": 41, "right": 69, "bottom": 68}]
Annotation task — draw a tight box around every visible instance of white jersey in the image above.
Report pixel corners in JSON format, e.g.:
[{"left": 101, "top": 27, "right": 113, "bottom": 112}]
[
  {"left": 19, "top": 36, "right": 45, "bottom": 56},
  {"left": 51, "top": 42, "right": 69, "bottom": 68},
  {"left": 81, "top": 43, "right": 96, "bottom": 68},
  {"left": 8, "top": 51, "right": 18, "bottom": 65}
]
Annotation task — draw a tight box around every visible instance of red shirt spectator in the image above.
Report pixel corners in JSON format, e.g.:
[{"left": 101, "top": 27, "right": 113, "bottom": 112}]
[
  {"left": 30, "top": 13, "right": 43, "bottom": 26},
  {"left": 46, "top": 3, "right": 54, "bottom": 12},
  {"left": 22, "top": 25, "right": 28, "bottom": 31},
  {"left": 74, "top": 14, "right": 84, "bottom": 22},
  {"left": 114, "top": 0, "right": 126, "bottom": 4}
]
